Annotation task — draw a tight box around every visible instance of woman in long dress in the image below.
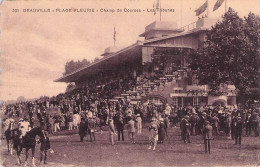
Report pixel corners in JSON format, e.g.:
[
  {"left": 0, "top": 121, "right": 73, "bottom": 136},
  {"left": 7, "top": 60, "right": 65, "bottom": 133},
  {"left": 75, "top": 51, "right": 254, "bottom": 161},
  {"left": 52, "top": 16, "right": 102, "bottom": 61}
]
[
  {"left": 158, "top": 118, "right": 165, "bottom": 143},
  {"left": 148, "top": 118, "right": 159, "bottom": 150}
]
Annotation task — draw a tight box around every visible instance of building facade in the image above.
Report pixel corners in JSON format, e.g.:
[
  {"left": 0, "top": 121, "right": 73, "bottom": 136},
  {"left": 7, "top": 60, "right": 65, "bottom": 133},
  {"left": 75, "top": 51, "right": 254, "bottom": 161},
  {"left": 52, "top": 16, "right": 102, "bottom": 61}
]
[{"left": 55, "top": 17, "right": 237, "bottom": 108}]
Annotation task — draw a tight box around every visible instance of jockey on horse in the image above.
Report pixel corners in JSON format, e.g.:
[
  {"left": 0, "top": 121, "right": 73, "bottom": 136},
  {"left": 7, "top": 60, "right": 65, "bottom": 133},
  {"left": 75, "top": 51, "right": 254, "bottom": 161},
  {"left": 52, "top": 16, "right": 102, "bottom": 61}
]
[
  {"left": 18, "top": 117, "right": 31, "bottom": 142},
  {"left": 14, "top": 123, "right": 46, "bottom": 166},
  {"left": 4, "top": 115, "right": 15, "bottom": 133}
]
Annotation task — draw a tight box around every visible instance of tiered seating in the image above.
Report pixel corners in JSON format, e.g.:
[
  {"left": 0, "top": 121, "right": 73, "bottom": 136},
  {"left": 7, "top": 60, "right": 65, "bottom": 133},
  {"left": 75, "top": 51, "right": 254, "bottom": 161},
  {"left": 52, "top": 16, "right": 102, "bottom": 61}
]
[{"left": 119, "top": 66, "right": 191, "bottom": 104}]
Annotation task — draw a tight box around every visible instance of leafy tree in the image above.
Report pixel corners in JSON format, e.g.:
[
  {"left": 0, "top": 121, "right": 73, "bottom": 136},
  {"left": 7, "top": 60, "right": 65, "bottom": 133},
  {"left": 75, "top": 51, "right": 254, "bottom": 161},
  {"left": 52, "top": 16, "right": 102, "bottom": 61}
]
[
  {"left": 63, "top": 60, "right": 78, "bottom": 75},
  {"left": 17, "top": 96, "right": 26, "bottom": 102},
  {"left": 63, "top": 57, "right": 102, "bottom": 75},
  {"left": 92, "top": 57, "right": 100, "bottom": 63},
  {"left": 63, "top": 59, "right": 91, "bottom": 75},
  {"left": 191, "top": 8, "right": 260, "bottom": 100},
  {"left": 65, "top": 83, "right": 76, "bottom": 93}
]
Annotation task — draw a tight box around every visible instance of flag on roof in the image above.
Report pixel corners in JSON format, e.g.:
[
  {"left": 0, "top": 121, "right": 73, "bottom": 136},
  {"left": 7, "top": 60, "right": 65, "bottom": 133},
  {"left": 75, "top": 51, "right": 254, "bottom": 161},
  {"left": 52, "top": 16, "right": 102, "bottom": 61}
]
[
  {"left": 113, "top": 25, "right": 116, "bottom": 42},
  {"left": 213, "top": 0, "right": 225, "bottom": 11},
  {"left": 153, "top": 0, "right": 159, "bottom": 15},
  {"left": 156, "top": 0, "right": 160, "bottom": 9},
  {"left": 194, "top": 0, "right": 208, "bottom": 16}
]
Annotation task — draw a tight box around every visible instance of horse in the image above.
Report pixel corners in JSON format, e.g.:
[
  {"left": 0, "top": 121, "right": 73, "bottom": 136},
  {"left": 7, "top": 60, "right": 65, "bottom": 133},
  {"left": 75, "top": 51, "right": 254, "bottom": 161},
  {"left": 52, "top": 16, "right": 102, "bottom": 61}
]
[
  {"left": 13, "top": 127, "right": 45, "bottom": 166},
  {"left": 4, "top": 121, "right": 16, "bottom": 155},
  {"left": 94, "top": 116, "right": 106, "bottom": 134}
]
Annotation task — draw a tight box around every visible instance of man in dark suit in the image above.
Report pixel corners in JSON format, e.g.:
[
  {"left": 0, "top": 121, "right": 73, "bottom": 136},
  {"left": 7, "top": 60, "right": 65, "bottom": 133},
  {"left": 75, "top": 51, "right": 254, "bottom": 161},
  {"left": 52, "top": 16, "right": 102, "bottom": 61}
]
[
  {"left": 251, "top": 112, "right": 259, "bottom": 137},
  {"left": 235, "top": 117, "right": 243, "bottom": 145},
  {"left": 189, "top": 113, "right": 197, "bottom": 136},
  {"left": 79, "top": 118, "right": 87, "bottom": 142},
  {"left": 211, "top": 113, "right": 220, "bottom": 135},
  {"left": 203, "top": 121, "right": 213, "bottom": 154},
  {"left": 39, "top": 131, "right": 51, "bottom": 164},
  {"left": 116, "top": 113, "right": 124, "bottom": 141},
  {"left": 180, "top": 115, "right": 191, "bottom": 143}
]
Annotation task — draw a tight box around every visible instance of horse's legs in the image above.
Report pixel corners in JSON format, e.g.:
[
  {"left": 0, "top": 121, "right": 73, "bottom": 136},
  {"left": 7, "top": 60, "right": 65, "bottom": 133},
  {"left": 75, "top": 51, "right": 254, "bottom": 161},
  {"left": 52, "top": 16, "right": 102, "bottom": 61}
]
[
  {"left": 16, "top": 147, "right": 22, "bottom": 165},
  {"left": 40, "top": 150, "right": 47, "bottom": 164},
  {"left": 17, "top": 153, "right": 22, "bottom": 165},
  {"left": 32, "top": 147, "right": 36, "bottom": 167},
  {"left": 40, "top": 150, "right": 43, "bottom": 163},
  {"left": 6, "top": 139, "right": 10, "bottom": 152},
  {"left": 10, "top": 141, "right": 13, "bottom": 155},
  {"left": 24, "top": 148, "right": 29, "bottom": 166}
]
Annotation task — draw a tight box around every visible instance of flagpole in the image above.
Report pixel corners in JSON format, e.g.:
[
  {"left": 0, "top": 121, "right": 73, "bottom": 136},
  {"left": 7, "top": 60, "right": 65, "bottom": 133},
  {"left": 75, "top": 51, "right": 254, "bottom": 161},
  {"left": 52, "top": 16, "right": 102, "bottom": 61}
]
[
  {"left": 225, "top": 0, "right": 227, "bottom": 13},
  {"left": 207, "top": 0, "right": 209, "bottom": 17},
  {"left": 180, "top": 0, "right": 183, "bottom": 27},
  {"left": 113, "top": 24, "right": 116, "bottom": 47},
  {"left": 160, "top": 0, "right": 162, "bottom": 21}
]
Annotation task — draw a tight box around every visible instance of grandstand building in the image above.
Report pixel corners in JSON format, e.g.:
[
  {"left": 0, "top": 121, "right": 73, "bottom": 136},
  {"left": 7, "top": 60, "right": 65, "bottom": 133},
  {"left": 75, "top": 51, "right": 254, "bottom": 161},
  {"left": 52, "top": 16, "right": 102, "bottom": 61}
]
[{"left": 55, "top": 17, "right": 237, "bottom": 108}]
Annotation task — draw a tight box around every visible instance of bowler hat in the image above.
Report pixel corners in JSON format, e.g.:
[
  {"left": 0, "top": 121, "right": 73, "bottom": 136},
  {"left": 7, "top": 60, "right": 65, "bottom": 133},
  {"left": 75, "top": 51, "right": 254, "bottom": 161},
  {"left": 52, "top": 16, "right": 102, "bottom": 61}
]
[{"left": 204, "top": 121, "right": 209, "bottom": 125}]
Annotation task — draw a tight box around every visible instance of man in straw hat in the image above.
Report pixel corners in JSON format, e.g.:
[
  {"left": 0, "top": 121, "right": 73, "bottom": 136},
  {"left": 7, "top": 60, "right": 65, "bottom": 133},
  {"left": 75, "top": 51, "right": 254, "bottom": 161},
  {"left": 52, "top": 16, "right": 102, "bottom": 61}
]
[
  {"left": 127, "top": 116, "right": 136, "bottom": 144},
  {"left": 148, "top": 117, "right": 159, "bottom": 150},
  {"left": 108, "top": 116, "right": 116, "bottom": 145},
  {"left": 136, "top": 113, "right": 142, "bottom": 134}
]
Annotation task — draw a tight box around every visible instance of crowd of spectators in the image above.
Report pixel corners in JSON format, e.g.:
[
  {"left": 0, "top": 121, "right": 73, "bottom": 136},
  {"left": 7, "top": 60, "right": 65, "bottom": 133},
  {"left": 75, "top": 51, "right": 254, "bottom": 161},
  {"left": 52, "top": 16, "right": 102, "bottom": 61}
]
[{"left": 1, "top": 65, "right": 260, "bottom": 148}]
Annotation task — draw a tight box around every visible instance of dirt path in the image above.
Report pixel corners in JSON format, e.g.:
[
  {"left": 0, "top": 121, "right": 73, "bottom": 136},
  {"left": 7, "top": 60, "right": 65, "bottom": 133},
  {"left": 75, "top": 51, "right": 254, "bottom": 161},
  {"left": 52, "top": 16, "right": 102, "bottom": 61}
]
[{"left": 1, "top": 127, "right": 260, "bottom": 166}]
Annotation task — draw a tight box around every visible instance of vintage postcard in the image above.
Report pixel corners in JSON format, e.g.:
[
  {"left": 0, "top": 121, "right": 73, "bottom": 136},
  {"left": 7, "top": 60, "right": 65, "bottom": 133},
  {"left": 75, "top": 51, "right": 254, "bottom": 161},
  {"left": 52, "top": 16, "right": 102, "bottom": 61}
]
[{"left": 0, "top": 0, "right": 259, "bottom": 166}]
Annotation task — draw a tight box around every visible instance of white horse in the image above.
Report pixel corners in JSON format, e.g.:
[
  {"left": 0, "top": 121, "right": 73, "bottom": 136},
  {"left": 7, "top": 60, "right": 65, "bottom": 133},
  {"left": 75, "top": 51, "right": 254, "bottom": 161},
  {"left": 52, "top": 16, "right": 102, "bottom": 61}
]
[{"left": 5, "top": 120, "right": 15, "bottom": 155}]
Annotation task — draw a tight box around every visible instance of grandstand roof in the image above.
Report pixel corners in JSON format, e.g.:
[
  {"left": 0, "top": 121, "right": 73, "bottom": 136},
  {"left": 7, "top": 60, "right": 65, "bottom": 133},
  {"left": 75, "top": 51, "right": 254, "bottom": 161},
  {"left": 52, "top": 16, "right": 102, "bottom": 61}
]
[
  {"left": 55, "top": 18, "right": 220, "bottom": 83},
  {"left": 143, "top": 27, "right": 207, "bottom": 45},
  {"left": 54, "top": 41, "right": 143, "bottom": 83},
  {"left": 143, "top": 17, "right": 220, "bottom": 45}
]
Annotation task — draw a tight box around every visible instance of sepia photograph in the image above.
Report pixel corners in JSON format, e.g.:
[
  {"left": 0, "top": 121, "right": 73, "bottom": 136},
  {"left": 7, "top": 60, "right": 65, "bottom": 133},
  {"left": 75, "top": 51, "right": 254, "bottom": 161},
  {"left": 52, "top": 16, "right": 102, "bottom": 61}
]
[{"left": 0, "top": 0, "right": 260, "bottom": 166}]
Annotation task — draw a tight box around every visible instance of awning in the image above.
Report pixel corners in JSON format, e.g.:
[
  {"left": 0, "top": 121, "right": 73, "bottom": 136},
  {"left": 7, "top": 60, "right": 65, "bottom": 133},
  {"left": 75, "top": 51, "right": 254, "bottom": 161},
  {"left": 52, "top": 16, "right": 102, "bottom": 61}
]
[{"left": 55, "top": 41, "right": 143, "bottom": 82}]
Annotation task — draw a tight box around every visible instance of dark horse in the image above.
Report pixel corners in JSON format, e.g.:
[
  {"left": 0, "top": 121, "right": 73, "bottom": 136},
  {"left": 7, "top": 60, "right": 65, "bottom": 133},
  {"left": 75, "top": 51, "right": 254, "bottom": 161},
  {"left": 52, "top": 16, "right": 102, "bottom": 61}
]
[
  {"left": 5, "top": 121, "right": 16, "bottom": 155},
  {"left": 13, "top": 127, "right": 45, "bottom": 166},
  {"left": 95, "top": 116, "right": 107, "bottom": 134}
]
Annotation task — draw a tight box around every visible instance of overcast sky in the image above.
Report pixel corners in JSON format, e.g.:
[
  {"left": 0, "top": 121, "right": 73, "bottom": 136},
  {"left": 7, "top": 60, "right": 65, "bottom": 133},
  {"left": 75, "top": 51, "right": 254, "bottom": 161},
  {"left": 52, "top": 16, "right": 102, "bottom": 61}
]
[{"left": 0, "top": 0, "right": 259, "bottom": 101}]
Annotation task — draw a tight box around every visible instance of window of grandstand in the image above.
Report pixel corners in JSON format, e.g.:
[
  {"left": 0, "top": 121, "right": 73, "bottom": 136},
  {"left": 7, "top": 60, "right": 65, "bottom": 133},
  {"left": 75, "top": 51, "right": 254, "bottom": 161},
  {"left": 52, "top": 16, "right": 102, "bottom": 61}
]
[
  {"left": 227, "top": 96, "right": 233, "bottom": 106},
  {"left": 192, "top": 75, "right": 199, "bottom": 85},
  {"left": 184, "top": 97, "right": 193, "bottom": 106},
  {"left": 146, "top": 97, "right": 163, "bottom": 105},
  {"left": 172, "top": 97, "right": 178, "bottom": 107},
  {"left": 198, "top": 96, "right": 208, "bottom": 106},
  {"left": 193, "top": 97, "right": 198, "bottom": 106},
  {"left": 174, "top": 88, "right": 183, "bottom": 94},
  {"left": 178, "top": 97, "right": 184, "bottom": 107}
]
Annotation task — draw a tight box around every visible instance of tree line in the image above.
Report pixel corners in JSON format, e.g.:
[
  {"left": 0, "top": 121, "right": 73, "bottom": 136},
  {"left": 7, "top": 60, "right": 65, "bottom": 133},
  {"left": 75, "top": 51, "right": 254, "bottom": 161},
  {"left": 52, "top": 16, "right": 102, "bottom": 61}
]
[
  {"left": 190, "top": 8, "right": 260, "bottom": 104},
  {"left": 63, "top": 57, "right": 100, "bottom": 75}
]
